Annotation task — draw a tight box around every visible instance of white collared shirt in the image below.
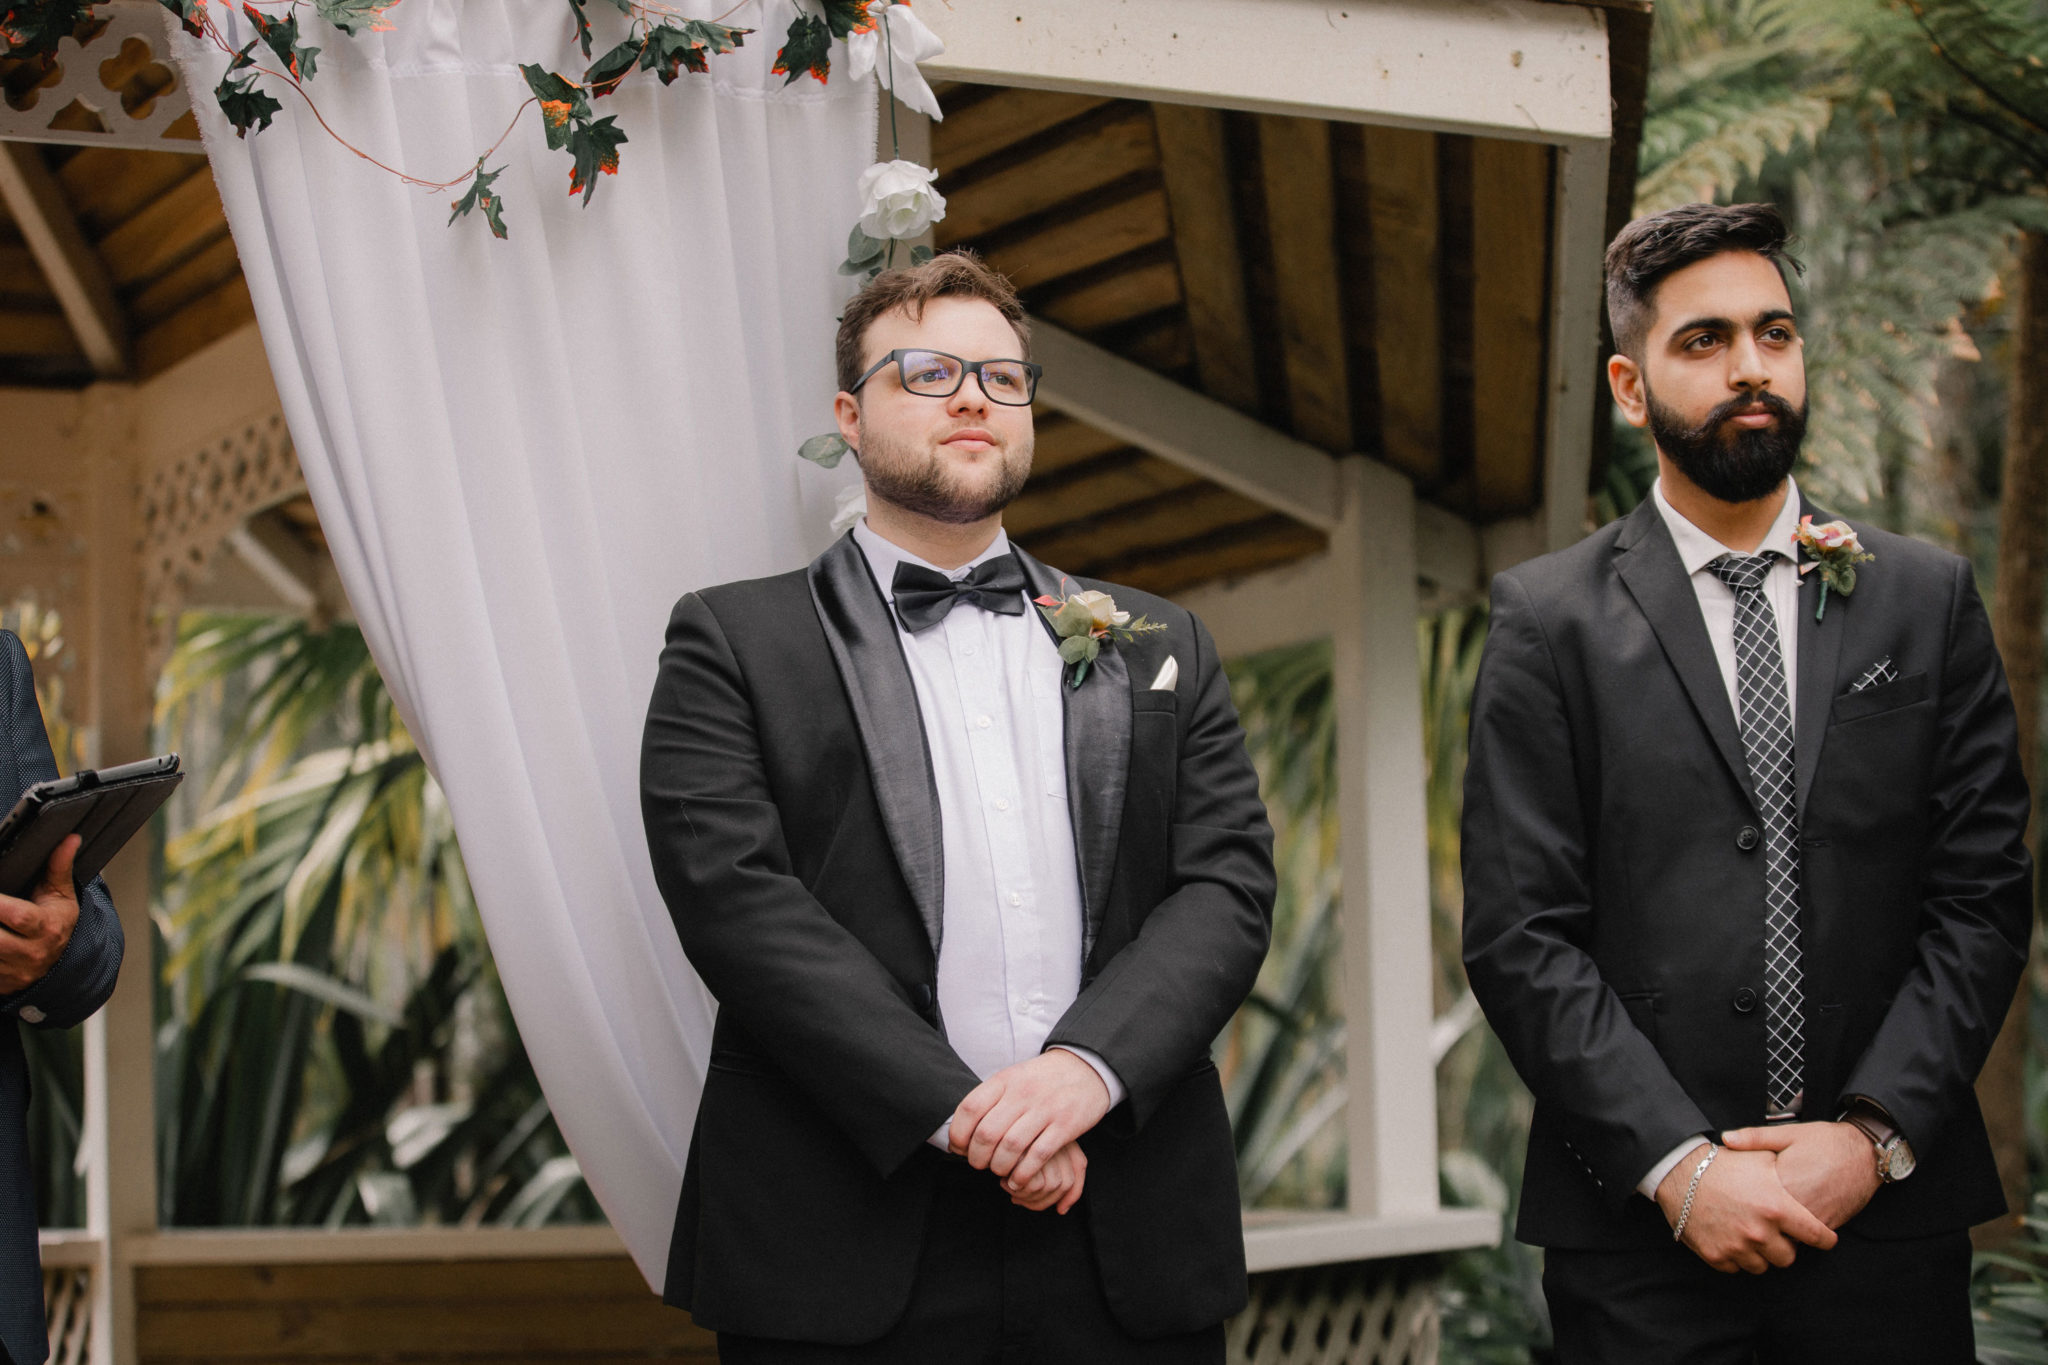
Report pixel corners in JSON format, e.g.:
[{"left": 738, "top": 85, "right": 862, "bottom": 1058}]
[
  {"left": 849, "top": 521, "right": 1125, "bottom": 1148},
  {"left": 1651, "top": 477, "right": 1806, "bottom": 739},
  {"left": 1637, "top": 477, "right": 1808, "bottom": 1198}
]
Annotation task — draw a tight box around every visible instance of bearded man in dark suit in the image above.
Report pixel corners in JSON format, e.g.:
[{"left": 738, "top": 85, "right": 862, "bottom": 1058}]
[
  {"left": 640, "top": 252, "right": 1274, "bottom": 1363},
  {"left": 0, "top": 631, "right": 124, "bottom": 1365},
  {"left": 1462, "top": 201, "right": 2033, "bottom": 1362}
]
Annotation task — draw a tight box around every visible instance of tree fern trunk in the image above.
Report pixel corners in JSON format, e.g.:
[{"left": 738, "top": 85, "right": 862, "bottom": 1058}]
[{"left": 1979, "top": 229, "right": 2048, "bottom": 1245}]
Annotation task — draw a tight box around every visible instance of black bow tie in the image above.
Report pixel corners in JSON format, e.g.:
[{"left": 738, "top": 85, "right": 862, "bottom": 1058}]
[{"left": 891, "top": 555, "right": 1028, "bottom": 633}]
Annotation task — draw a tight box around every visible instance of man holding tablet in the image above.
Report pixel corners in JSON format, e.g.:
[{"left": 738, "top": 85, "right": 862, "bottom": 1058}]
[{"left": 0, "top": 628, "right": 124, "bottom": 1365}]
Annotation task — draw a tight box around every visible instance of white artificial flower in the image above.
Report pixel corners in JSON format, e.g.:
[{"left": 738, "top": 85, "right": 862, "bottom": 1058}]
[
  {"left": 856, "top": 159, "right": 946, "bottom": 240},
  {"left": 830, "top": 482, "right": 869, "bottom": 537},
  {"left": 844, "top": 3, "right": 946, "bottom": 122}
]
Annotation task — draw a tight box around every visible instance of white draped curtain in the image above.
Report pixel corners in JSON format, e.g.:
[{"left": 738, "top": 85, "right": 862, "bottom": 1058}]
[{"left": 171, "top": 1, "right": 871, "bottom": 1285}]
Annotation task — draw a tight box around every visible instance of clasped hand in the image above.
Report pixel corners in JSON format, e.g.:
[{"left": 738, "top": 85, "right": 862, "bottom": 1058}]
[
  {"left": 1655, "top": 1122, "right": 1881, "bottom": 1274},
  {"left": 0, "top": 834, "right": 80, "bottom": 996},
  {"left": 948, "top": 1049, "right": 1112, "bottom": 1215}
]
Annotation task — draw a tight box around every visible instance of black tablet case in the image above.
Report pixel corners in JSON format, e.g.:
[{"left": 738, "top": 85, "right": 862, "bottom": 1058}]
[{"left": 0, "top": 762, "right": 183, "bottom": 899}]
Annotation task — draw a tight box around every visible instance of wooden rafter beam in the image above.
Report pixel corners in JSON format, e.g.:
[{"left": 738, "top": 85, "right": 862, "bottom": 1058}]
[
  {"left": 1029, "top": 318, "right": 1343, "bottom": 533},
  {"left": 1257, "top": 115, "right": 1352, "bottom": 452},
  {"left": 0, "top": 143, "right": 130, "bottom": 378},
  {"left": 1151, "top": 103, "right": 1260, "bottom": 414}
]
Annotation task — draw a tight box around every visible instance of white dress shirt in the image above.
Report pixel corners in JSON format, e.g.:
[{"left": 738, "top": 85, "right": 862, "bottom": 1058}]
[
  {"left": 849, "top": 521, "right": 1126, "bottom": 1149},
  {"left": 1636, "top": 479, "right": 1808, "bottom": 1198}
]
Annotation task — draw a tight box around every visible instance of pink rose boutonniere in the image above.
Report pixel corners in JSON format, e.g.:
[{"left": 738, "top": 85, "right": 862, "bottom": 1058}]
[
  {"left": 1794, "top": 516, "right": 1875, "bottom": 622},
  {"left": 1034, "top": 582, "right": 1167, "bottom": 689}
]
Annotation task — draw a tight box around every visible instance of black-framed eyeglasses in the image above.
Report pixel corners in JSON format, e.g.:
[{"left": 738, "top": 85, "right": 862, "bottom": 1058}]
[{"left": 849, "top": 349, "right": 1042, "bottom": 406}]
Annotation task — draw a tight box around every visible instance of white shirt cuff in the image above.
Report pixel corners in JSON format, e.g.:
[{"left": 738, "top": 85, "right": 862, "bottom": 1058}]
[
  {"left": 928, "top": 1122, "right": 953, "bottom": 1152},
  {"left": 1050, "top": 1044, "right": 1127, "bottom": 1109},
  {"left": 1638, "top": 1135, "right": 1712, "bottom": 1200}
]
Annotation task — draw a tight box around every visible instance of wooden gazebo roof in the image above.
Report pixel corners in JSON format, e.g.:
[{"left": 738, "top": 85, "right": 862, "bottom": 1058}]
[{"left": 2, "top": 0, "right": 1648, "bottom": 599}]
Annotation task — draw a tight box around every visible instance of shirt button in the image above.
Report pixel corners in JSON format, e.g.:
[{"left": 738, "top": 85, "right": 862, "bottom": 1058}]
[
  {"left": 17, "top": 1007, "right": 42, "bottom": 1024},
  {"left": 1009, "top": 892, "right": 1022, "bottom": 907},
  {"left": 977, "top": 715, "right": 992, "bottom": 729},
  {"left": 961, "top": 645, "right": 975, "bottom": 656},
  {"left": 994, "top": 798, "right": 1010, "bottom": 811}
]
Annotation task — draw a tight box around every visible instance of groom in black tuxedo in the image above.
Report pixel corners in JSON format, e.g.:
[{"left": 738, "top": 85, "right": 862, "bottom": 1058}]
[
  {"left": 1462, "top": 202, "right": 2032, "bottom": 1361},
  {"left": 641, "top": 252, "right": 1273, "bottom": 1362}
]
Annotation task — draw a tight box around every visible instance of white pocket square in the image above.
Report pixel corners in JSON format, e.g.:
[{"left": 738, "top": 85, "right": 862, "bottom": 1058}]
[{"left": 1149, "top": 656, "right": 1179, "bottom": 692}]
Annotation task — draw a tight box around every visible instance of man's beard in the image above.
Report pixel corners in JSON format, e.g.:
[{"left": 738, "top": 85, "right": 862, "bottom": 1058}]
[
  {"left": 1647, "top": 384, "right": 1808, "bottom": 504},
  {"left": 855, "top": 419, "right": 1033, "bottom": 524}
]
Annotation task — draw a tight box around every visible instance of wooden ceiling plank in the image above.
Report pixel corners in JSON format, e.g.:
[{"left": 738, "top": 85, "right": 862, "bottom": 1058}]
[
  {"left": 1024, "top": 484, "right": 1265, "bottom": 573},
  {"left": 1361, "top": 126, "right": 1441, "bottom": 483},
  {"left": 933, "top": 88, "right": 1115, "bottom": 173},
  {"left": 1007, "top": 458, "right": 1202, "bottom": 538},
  {"left": 96, "top": 164, "right": 226, "bottom": 288},
  {"left": 0, "top": 143, "right": 130, "bottom": 378},
  {"left": 1032, "top": 319, "right": 1341, "bottom": 533},
  {"left": 127, "top": 232, "right": 241, "bottom": 330},
  {"left": 1152, "top": 103, "right": 1260, "bottom": 415},
  {"left": 978, "top": 185, "right": 1170, "bottom": 292},
  {"left": 0, "top": 308, "right": 85, "bottom": 358},
  {"left": 1255, "top": 115, "right": 1350, "bottom": 452},
  {"left": 1469, "top": 137, "right": 1553, "bottom": 517},
  {"left": 1029, "top": 411, "right": 1130, "bottom": 474},
  {"left": 936, "top": 107, "right": 1158, "bottom": 243},
  {"left": 56, "top": 147, "right": 207, "bottom": 240},
  {"left": 133, "top": 273, "right": 253, "bottom": 379},
  {"left": 1032, "top": 255, "right": 1181, "bottom": 336},
  {"left": 1079, "top": 515, "right": 1327, "bottom": 592}
]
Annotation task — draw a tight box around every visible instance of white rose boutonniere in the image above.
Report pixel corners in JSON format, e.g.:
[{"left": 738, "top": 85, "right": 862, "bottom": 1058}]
[
  {"left": 1035, "top": 582, "right": 1167, "bottom": 689},
  {"left": 1794, "top": 515, "right": 1875, "bottom": 622}
]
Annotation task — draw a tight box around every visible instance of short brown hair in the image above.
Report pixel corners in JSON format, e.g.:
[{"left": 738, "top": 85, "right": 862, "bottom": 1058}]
[
  {"left": 1604, "top": 203, "right": 1804, "bottom": 358},
  {"left": 835, "top": 251, "right": 1031, "bottom": 394}
]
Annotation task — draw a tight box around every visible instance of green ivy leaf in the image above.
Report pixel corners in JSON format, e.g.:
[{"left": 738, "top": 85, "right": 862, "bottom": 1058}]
[
  {"left": 819, "top": 0, "right": 877, "bottom": 40},
  {"left": 846, "top": 225, "right": 885, "bottom": 264},
  {"left": 447, "top": 163, "right": 508, "bottom": 239},
  {"left": 909, "top": 244, "right": 934, "bottom": 265},
  {"left": 520, "top": 64, "right": 589, "bottom": 151},
  {"left": 156, "top": 0, "right": 205, "bottom": 40},
  {"left": 639, "top": 20, "right": 750, "bottom": 85},
  {"left": 312, "top": 0, "right": 402, "bottom": 38},
  {"left": 772, "top": 13, "right": 830, "bottom": 86},
  {"left": 564, "top": 0, "right": 594, "bottom": 57},
  {"left": 585, "top": 36, "right": 639, "bottom": 97},
  {"left": 798, "top": 433, "right": 852, "bottom": 468},
  {"left": 566, "top": 115, "right": 626, "bottom": 205},
  {"left": 242, "top": 3, "right": 320, "bottom": 80},
  {"left": 215, "top": 41, "right": 282, "bottom": 138}
]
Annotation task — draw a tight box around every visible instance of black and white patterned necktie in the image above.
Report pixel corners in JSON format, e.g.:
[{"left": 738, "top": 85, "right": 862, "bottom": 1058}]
[{"left": 1708, "top": 552, "right": 1805, "bottom": 1119}]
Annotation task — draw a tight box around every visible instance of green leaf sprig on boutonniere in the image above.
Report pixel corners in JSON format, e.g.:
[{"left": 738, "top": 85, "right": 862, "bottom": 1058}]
[
  {"left": 1794, "top": 515, "right": 1875, "bottom": 622},
  {"left": 1035, "top": 583, "right": 1167, "bottom": 690}
]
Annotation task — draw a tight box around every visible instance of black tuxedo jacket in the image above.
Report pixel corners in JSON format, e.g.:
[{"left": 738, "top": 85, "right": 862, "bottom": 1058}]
[
  {"left": 1461, "top": 495, "right": 2033, "bottom": 1250},
  {"left": 0, "top": 631, "right": 123, "bottom": 1365},
  {"left": 640, "top": 534, "right": 1275, "bottom": 1343}
]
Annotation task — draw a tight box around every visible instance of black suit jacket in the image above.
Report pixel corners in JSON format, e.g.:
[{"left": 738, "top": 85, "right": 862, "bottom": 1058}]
[
  {"left": 0, "top": 631, "right": 124, "bottom": 1365},
  {"left": 640, "top": 534, "right": 1275, "bottom": 1343},
  {"left": 1461, "top": 495, "right": 2032, "bottom": 1250}
]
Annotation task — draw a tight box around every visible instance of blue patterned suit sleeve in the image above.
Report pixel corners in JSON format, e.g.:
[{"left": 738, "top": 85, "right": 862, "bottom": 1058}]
[{"left": 0, "top": 631, "right": 124, "bottom": 1029}]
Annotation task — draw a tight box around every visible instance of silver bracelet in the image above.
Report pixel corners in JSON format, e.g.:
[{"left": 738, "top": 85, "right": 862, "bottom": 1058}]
[{"left": 1671, "top": 1143, "right": 1718, "bottom": 1243}]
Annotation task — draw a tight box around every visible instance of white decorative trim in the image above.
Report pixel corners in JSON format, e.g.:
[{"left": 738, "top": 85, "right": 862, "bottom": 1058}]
[
  {"left": 0, "top": 2, "right": 194, "bottom": 151},
  {"left": 1242, "top": 1208, "right": 1498, "bottom": 1275}
]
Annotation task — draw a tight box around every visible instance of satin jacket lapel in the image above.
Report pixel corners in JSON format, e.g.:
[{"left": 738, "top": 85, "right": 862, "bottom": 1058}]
[
  {"left": 1017, "top": 549, "right": 1129, "bottom": 964},
  {"left": 806, "top": 533, "right": 946, "bottom": 955},
  {"left": 1612, "top": 499, "right": 1759, "bottom": 812},
  {"left": 1792, "top": 493, "right": 1847, "bottom": 817}
]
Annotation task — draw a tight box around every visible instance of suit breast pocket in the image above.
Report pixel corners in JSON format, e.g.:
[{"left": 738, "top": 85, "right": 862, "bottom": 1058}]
[{"left": 1828, "top": 671, "right": 1929, "bottom": 727}]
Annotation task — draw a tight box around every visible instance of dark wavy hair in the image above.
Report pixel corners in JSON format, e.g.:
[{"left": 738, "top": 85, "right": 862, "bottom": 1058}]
[
  {"left": 1604, "top": 203, "right": 1804, "bottom": 358},
  {"left": 835, "top": 250, "right": 1031, "bottom": 394}
]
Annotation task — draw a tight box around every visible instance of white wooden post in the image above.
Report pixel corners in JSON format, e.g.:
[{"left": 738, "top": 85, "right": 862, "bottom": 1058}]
[
  {"left": 1327, "top": 455, "right": 1439, "bottom": 1218},
  {"left": 79, "top": 384, "right": 155, "bottom": 1365}
]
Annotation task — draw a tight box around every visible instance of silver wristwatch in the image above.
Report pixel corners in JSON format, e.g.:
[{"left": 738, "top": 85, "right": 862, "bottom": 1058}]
[{"left": 1843, "top": 1102, "right": 1916, "bottom": 1183}]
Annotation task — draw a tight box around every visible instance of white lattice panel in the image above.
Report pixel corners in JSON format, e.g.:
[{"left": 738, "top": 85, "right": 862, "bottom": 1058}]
[
  {"left": 1230, "top": 1263, "right": 1441, "bottom": 1365},
  {"left": 42, "top": 1264, "right": 91, "bottom": 1365},
  {"left": 1, "top": 1, "right": 196, "bottom": 151}
]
